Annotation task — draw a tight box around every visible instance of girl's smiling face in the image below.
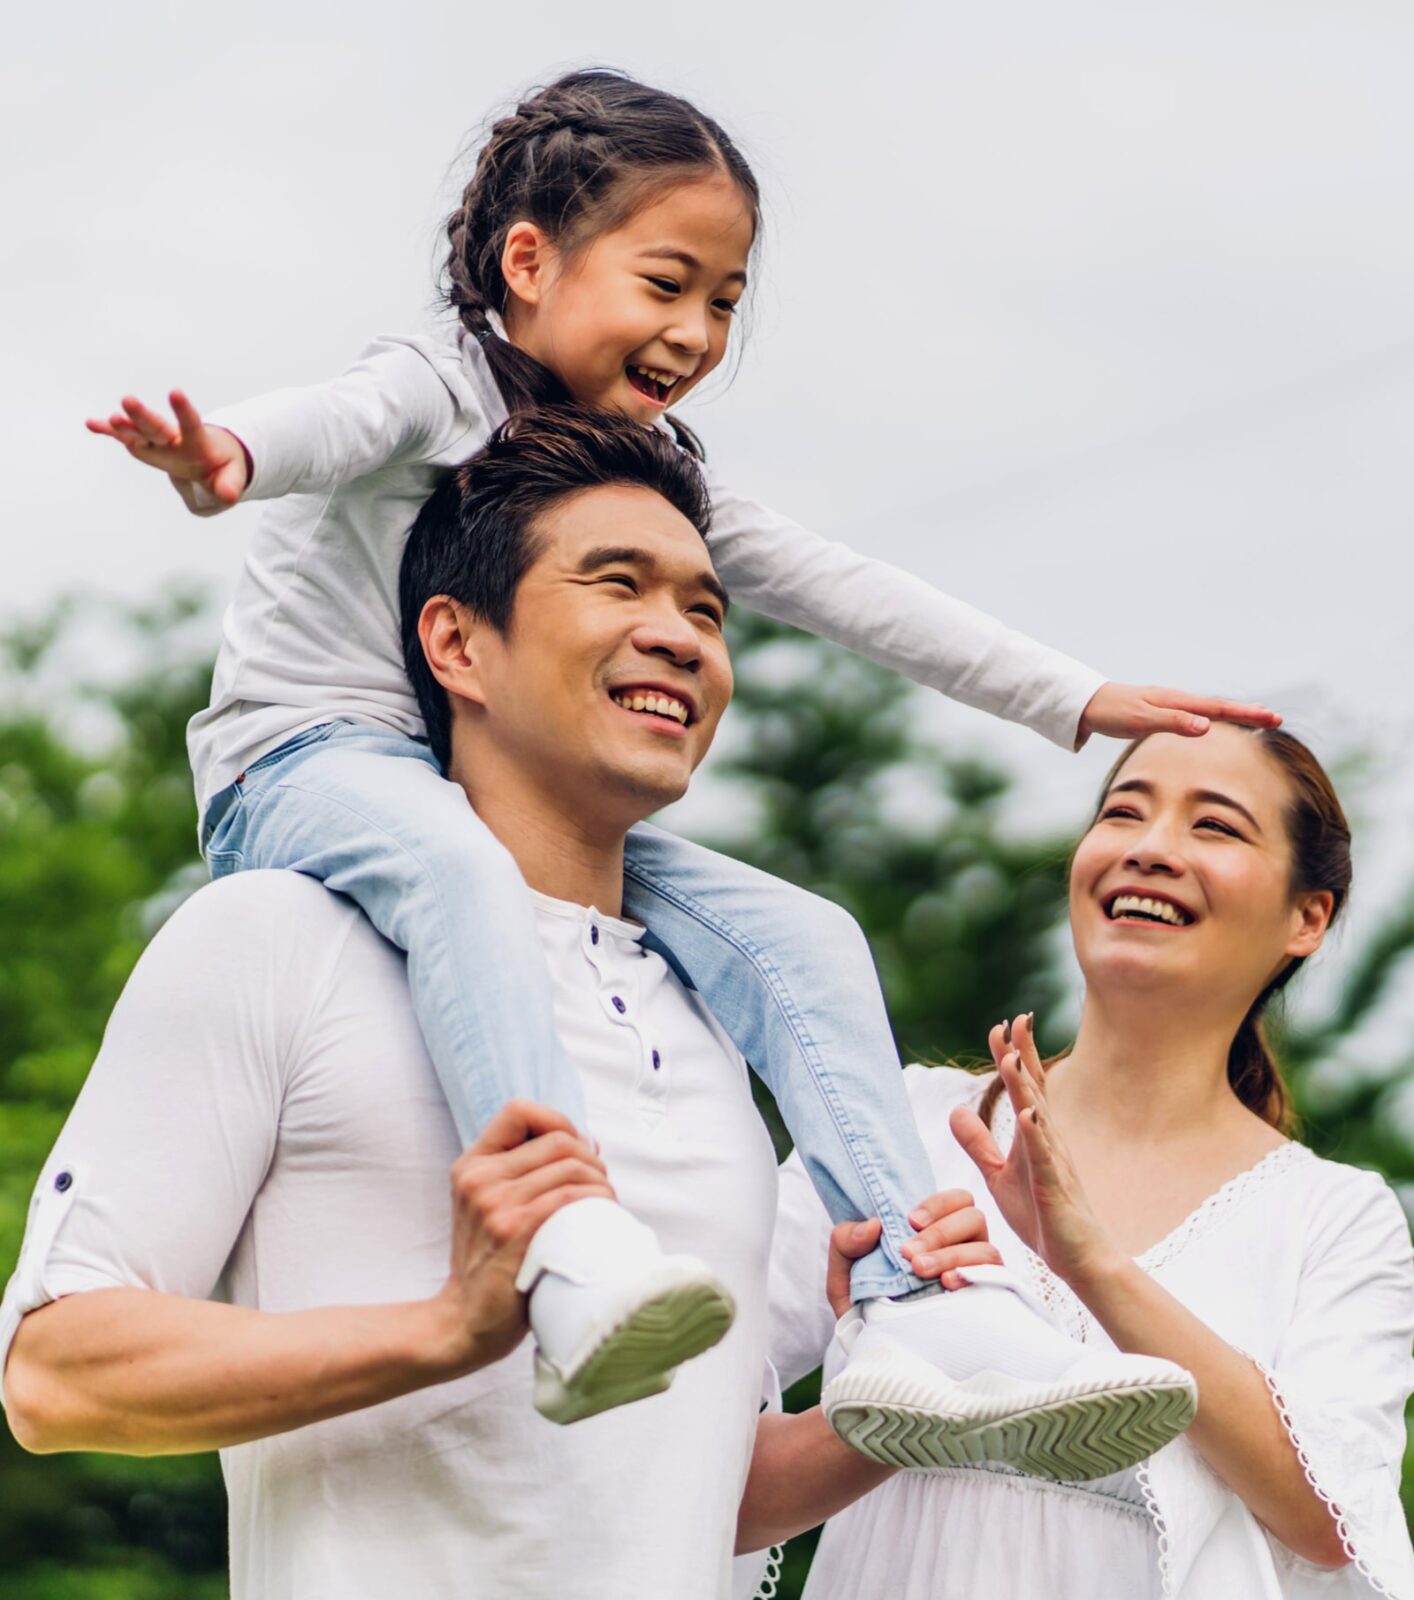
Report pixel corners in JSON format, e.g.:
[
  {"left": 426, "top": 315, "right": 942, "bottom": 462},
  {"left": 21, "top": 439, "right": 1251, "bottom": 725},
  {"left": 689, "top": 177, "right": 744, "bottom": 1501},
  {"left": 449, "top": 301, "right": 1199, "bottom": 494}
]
[
  {"left": 1070, "top": 726, "right": 1334, "bottom": 1012},
  {"left": 500, "top": 171, "right": 754, "bottom": 424}
]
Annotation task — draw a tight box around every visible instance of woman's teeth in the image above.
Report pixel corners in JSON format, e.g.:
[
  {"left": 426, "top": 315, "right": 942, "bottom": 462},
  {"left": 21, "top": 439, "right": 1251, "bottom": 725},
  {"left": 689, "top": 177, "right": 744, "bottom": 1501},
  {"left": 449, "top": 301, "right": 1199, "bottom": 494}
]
[
  {"left": 1108, "top": 895, "right": 1191, "bottom": 926},
  {"left": 612, "top": 691, "right": 689, "bottom": 726}
]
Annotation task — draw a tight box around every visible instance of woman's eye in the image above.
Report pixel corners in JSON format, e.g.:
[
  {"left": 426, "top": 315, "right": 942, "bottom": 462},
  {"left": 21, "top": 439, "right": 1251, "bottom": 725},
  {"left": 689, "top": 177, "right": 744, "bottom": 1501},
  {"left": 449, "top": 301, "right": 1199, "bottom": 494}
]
[
  {"left": 646, "top": 276, "right": 680, "bottom": 294},
  {"left": 1196, "top": 817, "right": 1239, "bottom": 836},
  {"left": 1100, "top": 805, "right": 1140, "bottom": 821}
]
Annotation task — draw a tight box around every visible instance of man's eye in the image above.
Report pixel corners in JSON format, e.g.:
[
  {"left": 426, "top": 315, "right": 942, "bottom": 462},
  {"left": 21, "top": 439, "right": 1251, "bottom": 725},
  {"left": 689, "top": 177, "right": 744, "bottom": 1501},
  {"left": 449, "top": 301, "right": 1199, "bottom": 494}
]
[
  {"left": 601, "top": 574, "right": 638, "bottom": 591},
  {"left": 646, "top": 277, "right": 680, "bottom": 294},
  {"left": 691, "top": 604, "right": 724, "bottom": 626}
]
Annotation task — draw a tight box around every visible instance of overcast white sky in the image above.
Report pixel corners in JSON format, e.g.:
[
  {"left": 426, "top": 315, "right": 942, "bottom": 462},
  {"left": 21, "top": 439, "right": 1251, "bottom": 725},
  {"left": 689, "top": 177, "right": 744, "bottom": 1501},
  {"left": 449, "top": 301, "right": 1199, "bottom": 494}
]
[{"left": 5, "top": 0, "right": 1413, "bottom": 1027}]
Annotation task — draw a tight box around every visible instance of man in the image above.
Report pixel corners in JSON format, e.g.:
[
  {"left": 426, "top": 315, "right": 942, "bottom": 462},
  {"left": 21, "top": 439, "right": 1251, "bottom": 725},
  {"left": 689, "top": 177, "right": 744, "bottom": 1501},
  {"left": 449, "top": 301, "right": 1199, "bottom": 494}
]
[
  {"left": 1, "top": 410, "right": 780, "bottom": 1598},
  {"left": 1, "top": 409, "right": 1191, "bottom": 1598}
]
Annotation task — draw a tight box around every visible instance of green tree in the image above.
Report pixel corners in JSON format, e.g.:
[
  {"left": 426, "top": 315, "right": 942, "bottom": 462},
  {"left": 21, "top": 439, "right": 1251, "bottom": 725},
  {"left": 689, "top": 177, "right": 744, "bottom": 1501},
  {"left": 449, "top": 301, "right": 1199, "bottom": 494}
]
[{"left": 0, "top": 592, "right": 226, "bottom": 1599}]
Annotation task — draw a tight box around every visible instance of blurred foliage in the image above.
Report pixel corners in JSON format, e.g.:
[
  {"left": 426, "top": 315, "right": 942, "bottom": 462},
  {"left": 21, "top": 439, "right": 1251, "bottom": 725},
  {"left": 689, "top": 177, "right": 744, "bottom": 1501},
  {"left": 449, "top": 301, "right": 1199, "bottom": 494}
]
[
  {"left": 0, "top": 593, "right": 225, "bottom": 1595},
  {"left": 0, "top": 600, "right": 1411, "bottom": 1598}
]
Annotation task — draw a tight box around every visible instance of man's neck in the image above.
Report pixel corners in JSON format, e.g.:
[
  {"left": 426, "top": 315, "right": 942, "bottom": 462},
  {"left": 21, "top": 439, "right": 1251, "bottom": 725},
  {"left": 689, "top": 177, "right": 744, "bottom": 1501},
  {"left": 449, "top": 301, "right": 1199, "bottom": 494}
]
[{"left": 447, "top": 753, "right": 633, "bottom": 917}]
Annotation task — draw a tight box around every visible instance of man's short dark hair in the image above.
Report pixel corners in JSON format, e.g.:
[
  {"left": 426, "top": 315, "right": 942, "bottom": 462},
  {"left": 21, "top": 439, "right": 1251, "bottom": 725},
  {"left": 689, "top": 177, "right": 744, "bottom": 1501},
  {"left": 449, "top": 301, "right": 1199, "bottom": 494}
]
[{"left": 399, "top": 405, "right": 715, "bottom": 768}]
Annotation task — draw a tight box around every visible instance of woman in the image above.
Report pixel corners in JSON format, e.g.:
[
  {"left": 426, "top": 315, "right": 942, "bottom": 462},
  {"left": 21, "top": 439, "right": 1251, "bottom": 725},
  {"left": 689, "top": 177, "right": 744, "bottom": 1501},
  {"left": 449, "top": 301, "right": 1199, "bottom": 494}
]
[{"left": 737, "top": 724, "right": 1414, "bottom": 1599}]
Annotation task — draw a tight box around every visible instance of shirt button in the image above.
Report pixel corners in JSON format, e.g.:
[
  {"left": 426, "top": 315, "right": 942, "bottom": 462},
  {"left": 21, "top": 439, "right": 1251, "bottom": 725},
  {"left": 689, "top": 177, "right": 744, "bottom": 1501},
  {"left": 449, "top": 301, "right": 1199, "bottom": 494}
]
[
  {"left": 612, "top": 996, "right": 626, "bottom": 1014},
  {"left": 590, "top": 925, "right": 599, "bottom": 945},
  {"left": 54, "top": 1171, "right": 73, "bottom": 1194},
  {"left": 652, "top": 1050, "right": 661, "bottom": 1071}
]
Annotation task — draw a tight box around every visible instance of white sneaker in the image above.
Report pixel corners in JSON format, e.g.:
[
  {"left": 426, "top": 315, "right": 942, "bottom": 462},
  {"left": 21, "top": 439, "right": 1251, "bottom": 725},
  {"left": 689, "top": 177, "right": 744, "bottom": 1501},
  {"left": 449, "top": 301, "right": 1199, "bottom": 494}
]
[
  {"left": 821, "top": 1270, "right": 1197, "bottom": 1481},
  {"left": 517, "top": 1197, "right": 735, "bottom": 1425}
]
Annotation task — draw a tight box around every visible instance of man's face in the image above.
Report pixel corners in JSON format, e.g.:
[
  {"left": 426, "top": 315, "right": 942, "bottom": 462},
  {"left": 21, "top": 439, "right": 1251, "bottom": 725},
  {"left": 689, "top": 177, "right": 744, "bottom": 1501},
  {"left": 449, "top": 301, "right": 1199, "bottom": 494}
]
[{"left": 462, "top": 483, "right": 733, "bottom": 829}]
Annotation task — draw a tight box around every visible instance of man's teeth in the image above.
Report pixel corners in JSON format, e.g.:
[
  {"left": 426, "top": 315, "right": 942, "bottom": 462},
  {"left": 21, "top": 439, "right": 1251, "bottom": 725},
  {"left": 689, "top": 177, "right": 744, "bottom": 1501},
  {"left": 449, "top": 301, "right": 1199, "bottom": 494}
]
[
  {"left": 630, "top": 364, "right": 681, "bottom": 390},
  {"left": 612, "top": 691, "right": 689, "bottom": 725},
  {"left": 1110, "top": 895, "right": 1190, "bottom": 926}
]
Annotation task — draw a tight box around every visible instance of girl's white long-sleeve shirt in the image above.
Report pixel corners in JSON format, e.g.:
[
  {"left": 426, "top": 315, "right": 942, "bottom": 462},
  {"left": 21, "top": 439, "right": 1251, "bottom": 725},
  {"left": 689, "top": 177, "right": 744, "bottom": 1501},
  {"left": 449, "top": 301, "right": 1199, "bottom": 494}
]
[{"left": 189, "top": 326, "right": 1105, "bottom": 815}]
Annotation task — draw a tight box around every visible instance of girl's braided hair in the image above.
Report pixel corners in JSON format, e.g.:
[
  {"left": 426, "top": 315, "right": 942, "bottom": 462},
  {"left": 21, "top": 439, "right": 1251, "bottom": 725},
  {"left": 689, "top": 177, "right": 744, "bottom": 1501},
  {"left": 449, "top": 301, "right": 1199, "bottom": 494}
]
[{"left": 442, "top": 68, "right": 760, "bottom": 459}]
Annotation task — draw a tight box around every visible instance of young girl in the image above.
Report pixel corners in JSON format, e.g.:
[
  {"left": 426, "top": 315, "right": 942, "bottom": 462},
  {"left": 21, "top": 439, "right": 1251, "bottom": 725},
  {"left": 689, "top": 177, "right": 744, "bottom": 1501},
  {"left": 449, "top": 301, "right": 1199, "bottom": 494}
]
[{"left": 90, "top": 69, "right": 1269, "bottom": 1454}]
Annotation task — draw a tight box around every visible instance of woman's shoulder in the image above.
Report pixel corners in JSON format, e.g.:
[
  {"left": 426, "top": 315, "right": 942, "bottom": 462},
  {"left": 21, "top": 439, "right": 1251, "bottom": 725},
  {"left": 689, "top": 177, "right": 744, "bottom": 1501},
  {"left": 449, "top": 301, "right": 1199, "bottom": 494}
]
[{"left": 1280, "top": 1140, "right": 1412, "bottom": 1257}]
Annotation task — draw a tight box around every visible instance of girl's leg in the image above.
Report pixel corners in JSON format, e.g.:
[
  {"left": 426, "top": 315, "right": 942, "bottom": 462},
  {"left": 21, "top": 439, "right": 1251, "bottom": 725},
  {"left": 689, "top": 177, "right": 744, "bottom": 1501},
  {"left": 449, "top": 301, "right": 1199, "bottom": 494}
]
[
  {"left": 205, "top": 723, "right": 588, "bottom": 1141},
  {"left": 622, "top": 822, "right": 932, "bottom": 1300}
]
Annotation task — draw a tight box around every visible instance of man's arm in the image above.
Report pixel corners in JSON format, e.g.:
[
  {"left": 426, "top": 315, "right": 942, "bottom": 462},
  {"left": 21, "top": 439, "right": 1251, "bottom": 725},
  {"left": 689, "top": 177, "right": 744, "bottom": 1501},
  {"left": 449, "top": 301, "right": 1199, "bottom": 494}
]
[{"left": 5, "top": 1101, "right": 610, "bottom": 1456}]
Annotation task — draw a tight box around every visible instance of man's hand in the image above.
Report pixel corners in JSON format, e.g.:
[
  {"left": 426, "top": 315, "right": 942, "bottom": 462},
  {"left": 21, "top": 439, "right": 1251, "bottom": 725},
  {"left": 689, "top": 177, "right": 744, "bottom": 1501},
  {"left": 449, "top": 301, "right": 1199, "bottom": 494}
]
[
  {"left": 1078, "top": 682, "right": 1281, "bottom": 746},
  {"left": 825, "top": 1191, "right": 1002, "bottom": 1317},
  {"left": 431, "top": 1099, "right": 614, "bottom": 1375},
  {"left": 86, "top": 389, "right": 250, "bottom": 513}
]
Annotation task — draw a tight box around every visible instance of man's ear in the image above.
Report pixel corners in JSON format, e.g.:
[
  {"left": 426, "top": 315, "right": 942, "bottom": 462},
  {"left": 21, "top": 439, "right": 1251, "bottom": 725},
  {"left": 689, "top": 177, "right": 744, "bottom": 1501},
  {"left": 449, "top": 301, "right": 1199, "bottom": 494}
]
[
  {"left": 418, "top": 596, "right": 491, "bottom": 709},
  {"left": 501, "top": 220, "right": 556, "bottom": 314}
]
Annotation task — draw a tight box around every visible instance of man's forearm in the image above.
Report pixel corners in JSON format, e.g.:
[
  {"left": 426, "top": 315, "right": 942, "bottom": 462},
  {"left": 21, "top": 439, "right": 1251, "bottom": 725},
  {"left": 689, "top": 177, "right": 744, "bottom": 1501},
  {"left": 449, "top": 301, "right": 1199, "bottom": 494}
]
[
  {"left": 6, "top": 1286, "right": 476, "bottom": 1456},
  {"left": 736, "top": 1408, "right": 895, "bottom": 1554}
]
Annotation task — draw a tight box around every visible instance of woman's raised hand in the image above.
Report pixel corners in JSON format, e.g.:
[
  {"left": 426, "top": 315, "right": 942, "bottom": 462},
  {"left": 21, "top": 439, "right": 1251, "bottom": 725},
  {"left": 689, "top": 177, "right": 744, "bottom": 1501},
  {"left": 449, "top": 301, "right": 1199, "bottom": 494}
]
[
  {"left": 87, "top": 390, "right": 249, "bottom": 514},
  {"left": 1078, "top": 682, "right": 1281, "bottom": 743},
  {"left": 949, "top": 1014, "right": 1118, "bottom": 1291}
]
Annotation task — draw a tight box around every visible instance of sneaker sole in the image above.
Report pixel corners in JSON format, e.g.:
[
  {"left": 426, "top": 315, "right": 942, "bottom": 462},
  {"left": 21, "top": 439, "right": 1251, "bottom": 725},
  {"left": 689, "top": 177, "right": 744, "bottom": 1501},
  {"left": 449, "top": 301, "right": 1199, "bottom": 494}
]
[
  {"left": 824, "top": 1374, "right": 1197, "bottom": 1481},
  {"left": 534, "top": 1270, "right": 736, "bottom": 1426}
]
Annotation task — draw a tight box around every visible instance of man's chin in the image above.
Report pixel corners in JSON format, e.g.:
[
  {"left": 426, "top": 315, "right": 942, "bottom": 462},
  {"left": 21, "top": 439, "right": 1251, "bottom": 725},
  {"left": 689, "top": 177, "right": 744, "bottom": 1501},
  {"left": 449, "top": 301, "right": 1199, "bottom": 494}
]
[{"left": 590, "top": 757, "right": 691, "bottom": 820}]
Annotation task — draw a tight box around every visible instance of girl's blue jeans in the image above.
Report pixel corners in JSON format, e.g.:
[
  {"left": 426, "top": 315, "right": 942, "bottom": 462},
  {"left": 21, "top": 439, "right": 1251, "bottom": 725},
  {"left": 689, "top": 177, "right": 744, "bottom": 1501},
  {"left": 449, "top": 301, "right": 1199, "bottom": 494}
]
[{"left": 202, "top": 721, "right": 934, "bottom": 1299}]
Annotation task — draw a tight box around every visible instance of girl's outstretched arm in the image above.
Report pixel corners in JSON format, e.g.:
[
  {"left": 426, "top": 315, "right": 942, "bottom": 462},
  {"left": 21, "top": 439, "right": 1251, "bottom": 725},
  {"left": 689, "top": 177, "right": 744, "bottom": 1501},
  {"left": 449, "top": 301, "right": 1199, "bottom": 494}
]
[
  {"left": 87, "top": 337, "right": 477, "bottom": 516},
  {"left": 87, "top": 390, "right": 250, "bottom": 515},
  {"left": 706, "top": 479, "right": 1278, "bottom": 748}
]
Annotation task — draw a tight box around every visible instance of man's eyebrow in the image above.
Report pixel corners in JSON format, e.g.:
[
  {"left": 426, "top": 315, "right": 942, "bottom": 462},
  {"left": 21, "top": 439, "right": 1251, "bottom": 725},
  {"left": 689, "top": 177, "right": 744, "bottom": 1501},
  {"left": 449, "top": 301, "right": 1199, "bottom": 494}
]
[
  {"left": 576, "top": 545, "right": 650, "bottom": 575},
  {"left": 637, "top": 245, "right": 748, "bottom": 288},
  {"left": 576, "top": 544, "right": 730, "bottom": 615},
  {"left": 1107, "top": 777, "right": 1262, "bottom": 832}
]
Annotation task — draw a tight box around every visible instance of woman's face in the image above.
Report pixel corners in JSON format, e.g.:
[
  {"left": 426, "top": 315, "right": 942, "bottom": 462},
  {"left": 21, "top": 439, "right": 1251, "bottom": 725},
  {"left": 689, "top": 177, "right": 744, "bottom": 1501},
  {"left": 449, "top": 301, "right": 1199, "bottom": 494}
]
[{"left": 1069, "top": 726, "right": 1332, "bottom": 1011}]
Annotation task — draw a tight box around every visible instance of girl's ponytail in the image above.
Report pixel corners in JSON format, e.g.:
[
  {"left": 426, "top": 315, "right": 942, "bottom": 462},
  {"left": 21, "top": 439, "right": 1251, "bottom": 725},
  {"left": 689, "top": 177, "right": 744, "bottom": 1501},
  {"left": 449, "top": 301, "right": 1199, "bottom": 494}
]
[{"left": 441, "top": 69, "right": 760, "bottom": 458}]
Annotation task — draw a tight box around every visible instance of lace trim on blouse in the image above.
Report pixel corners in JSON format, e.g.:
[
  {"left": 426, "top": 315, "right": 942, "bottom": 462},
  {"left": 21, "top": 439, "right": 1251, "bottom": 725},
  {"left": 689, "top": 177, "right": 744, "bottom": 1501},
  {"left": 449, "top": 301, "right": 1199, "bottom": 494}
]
[
  {"left": 1250, "top": 1356, "right": 1397, "bottom": 1598},
  {"left": 749, "top": 1544, "right": 784, "bottom": 1599},
  {"left": 990, "top": 1095, "right": 1319, "bottom": 1596},
  {"left": 992, "top": 1095, "right": 1314, "bottom": 1343}
]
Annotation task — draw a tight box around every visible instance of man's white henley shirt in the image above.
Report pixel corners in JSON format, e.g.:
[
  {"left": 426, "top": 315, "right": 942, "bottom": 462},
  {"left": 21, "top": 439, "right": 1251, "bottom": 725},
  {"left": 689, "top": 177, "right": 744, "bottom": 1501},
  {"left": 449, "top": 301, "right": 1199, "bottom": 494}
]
[{"left": 0, "top": 871, "right": 780, "bottom": 1600}]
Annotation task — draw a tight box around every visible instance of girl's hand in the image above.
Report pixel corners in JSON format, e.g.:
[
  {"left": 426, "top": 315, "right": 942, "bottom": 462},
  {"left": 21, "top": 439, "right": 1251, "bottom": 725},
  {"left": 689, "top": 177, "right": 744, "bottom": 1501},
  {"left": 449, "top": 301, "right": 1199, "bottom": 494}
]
[
  {"left": 87, "top": 390, "right": 250, "bottom": 514},
  {"left": 825, "top": 1191, "right": 1002, "bottom": 1318},
  {"left": 1078, "top": 682, "right": 1281, "bottom": 744},
  {"left": 949, "top": 1014, "right": 1120, "bottom": 1292}
]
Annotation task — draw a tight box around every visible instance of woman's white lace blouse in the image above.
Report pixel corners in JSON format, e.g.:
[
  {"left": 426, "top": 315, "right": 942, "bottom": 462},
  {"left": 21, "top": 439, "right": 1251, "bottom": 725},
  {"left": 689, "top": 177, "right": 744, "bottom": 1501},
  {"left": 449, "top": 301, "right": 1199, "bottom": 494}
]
[{"left": 760, "top": 1066, "right": 1414, "bottom": 1600}]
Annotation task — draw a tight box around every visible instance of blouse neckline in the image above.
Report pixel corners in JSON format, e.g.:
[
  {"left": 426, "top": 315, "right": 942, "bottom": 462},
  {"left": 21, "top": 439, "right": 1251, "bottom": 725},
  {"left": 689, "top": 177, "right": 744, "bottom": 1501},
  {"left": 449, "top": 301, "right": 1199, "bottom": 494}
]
[{"left": 991, "top": 1093, "right": 1314, "bottom": 1287}]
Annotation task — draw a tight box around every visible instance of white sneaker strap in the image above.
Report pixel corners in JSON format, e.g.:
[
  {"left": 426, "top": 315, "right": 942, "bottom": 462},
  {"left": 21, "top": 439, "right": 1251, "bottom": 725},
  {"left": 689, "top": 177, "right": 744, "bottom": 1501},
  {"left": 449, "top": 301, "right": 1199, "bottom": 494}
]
[
  {"left": 950, "top": 1261, "right": 1049, "bottom": 1321},
  {"left": 514, "top": 1196, "right": 660, "bottom": 1293}
]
